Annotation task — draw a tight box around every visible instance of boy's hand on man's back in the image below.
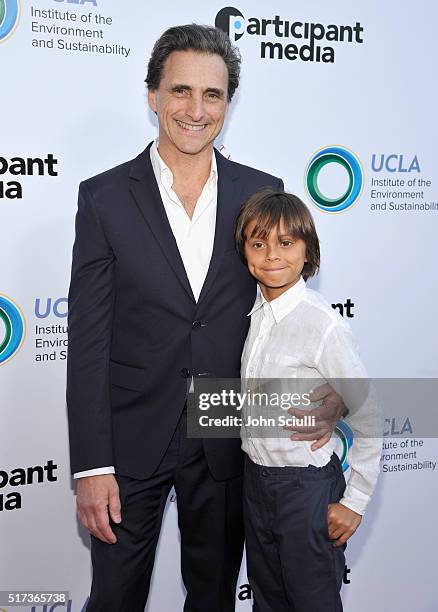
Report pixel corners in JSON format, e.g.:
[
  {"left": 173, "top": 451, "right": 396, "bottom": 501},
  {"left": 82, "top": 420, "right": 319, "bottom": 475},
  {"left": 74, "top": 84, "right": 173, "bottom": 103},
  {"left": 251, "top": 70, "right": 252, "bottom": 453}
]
[{"left": 327, "top": 503, "right": 362, "bottom": 547}]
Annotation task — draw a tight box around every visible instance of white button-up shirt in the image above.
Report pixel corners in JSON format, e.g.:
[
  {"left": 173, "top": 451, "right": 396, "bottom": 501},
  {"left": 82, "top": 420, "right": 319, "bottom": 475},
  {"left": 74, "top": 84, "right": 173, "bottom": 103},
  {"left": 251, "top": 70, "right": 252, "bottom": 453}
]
[
  {"left": 74, "top": 140, "right": 218, "bottom": 479},
  {"left": 150, "top": 139, "right": 218, "bottom": 301},
  {"left": 241, "top": 276, "right": 381, "bottom": 515}
]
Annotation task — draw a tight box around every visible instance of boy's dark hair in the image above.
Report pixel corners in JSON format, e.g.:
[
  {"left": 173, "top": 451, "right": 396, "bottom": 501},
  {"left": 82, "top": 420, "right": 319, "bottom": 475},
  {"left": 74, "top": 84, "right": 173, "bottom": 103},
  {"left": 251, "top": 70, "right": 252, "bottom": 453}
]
[
  {"left": 145, "top": 24, "right": 241, "bottom": 102},
  {"left": 235, "top": 188, "right": 320, "bottom": 281}
]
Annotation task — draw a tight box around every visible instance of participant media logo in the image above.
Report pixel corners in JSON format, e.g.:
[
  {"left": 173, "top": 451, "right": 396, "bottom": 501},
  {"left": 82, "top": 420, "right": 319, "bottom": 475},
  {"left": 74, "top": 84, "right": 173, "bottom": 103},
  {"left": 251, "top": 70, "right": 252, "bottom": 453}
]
[
  {"left": 215, "top": 7, "right": 245, "bottom": 41},
  {"left": 0, "top": 294, "right": 25, "bottom": 365},
  {"left": 0, "top": 0, "right": 20, "bottom": 42},
  {"left": 215, "top": 7, "right": 364, "bottom": 63},
  {"left": 305, "top": 146, "right": 364, "bottom": 213}
]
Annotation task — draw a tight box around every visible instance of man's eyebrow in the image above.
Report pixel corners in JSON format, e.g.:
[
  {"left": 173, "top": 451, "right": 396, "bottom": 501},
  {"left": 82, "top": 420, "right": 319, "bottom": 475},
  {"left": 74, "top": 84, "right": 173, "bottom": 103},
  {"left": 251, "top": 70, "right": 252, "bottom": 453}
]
[
  {"left": 170, "top": 84, "right": 192, "bottom": 91},
  {"left": 205, "top": 87, "right": 225, "bottom": 97},
  {"left": 169, "top": 84, "right": 225, "bottom": 97}
]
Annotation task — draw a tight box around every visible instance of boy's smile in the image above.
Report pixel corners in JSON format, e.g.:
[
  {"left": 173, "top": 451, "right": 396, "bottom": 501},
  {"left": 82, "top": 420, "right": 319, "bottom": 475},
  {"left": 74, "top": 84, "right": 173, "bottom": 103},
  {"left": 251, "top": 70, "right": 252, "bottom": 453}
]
[{"left": 244, "top": 218, "right": 307, "bottom": 301}]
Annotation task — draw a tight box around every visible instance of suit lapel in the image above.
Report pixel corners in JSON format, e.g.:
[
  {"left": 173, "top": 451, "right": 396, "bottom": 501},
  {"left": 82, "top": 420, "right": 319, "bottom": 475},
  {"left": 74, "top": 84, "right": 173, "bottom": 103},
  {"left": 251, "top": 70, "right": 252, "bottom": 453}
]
[
  {"left": 129, "top": 143, "right": 195, "bottom": 301},
  {"left": 129, "top": 143, "right": 242, "bottom": 306},
  {"left": 197, "top": 149, "right": 242, "bottom": 306}
]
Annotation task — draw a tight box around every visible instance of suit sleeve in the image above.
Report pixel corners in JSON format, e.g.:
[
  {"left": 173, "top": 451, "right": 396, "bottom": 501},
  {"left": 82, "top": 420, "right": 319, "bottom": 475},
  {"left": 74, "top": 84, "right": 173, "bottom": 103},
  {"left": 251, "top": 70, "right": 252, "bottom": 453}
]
[{"left": 66, "top": 181, "right": 116, "bottom": 474}]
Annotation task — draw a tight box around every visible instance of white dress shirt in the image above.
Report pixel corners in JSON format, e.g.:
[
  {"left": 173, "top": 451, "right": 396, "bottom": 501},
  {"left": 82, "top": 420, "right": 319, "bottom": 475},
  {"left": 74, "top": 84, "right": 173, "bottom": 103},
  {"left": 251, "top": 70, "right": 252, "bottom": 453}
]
[
  {"left": 241, "top": 276, "right": 381, "bottom": 515},
  {"left": 150, "top": 139, "right": 218, "bottom": 301},
  {"left": 74, "top": 140, "right": 218, "bottom": 479}
]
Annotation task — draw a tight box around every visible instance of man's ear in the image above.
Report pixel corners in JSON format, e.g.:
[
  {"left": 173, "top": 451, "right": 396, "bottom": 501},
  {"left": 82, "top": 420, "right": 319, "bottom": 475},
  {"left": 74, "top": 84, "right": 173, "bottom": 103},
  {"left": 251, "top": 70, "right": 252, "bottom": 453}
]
[{"left": 148, "top": 88, "right": 157, "bottom": 114}]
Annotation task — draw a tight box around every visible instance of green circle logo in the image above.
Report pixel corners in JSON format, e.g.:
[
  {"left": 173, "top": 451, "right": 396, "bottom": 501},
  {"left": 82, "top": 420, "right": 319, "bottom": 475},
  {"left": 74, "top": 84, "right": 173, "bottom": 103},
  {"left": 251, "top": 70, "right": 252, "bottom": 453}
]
[
  {"left": 0, "top": 0, "right": 20, "bottom": 43},
  {"left": 0, "top": 294, "right": 25, "bottom": 365},
  {"left": 305, "top": 146, "right": 363, "bottom": 213},
  {"left": 335, "top": 421, "right": 354, "bottom": 471}
]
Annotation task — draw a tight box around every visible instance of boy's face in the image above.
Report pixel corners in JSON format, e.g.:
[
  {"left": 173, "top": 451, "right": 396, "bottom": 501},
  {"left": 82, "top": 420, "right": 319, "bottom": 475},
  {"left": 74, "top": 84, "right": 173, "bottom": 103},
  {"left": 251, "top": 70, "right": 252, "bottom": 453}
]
[{"left": 244, "top": 218, "right": 307, "bottom": 300}]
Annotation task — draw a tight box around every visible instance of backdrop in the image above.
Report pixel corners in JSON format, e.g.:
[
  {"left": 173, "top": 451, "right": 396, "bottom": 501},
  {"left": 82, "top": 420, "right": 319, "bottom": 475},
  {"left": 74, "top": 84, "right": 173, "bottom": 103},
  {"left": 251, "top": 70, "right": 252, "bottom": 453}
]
[{"left": 1, "top": 1, "right": 437, "bottom": 611}]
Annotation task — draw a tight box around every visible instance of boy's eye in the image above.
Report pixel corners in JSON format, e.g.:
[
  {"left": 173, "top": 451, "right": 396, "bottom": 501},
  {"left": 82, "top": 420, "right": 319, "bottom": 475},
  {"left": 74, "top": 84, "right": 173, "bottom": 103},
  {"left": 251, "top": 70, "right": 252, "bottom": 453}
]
[
  {"left": 252, "top": 242, "right": 265, "bottom": 249},
  {"left": 281, "top": 240, "right": 293, "bottom": 247}
]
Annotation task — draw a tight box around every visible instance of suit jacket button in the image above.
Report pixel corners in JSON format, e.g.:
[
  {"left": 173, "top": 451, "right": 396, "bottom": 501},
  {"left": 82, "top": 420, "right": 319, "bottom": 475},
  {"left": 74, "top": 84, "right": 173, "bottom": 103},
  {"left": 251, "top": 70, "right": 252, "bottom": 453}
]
[
  {"left": 180, "top": 368, "right": 191, "bottom": 378},
  {"left": 192, "top": 320, "right": 207, "bottom": 330}
]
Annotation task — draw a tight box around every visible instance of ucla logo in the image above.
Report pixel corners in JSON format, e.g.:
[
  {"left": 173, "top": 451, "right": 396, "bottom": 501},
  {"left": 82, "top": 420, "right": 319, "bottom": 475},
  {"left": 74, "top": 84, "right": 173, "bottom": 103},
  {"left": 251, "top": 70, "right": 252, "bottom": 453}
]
[
  {"left": 0, "top": 0, "right": 20, "bottom": 42},
  {"left": 0, "top": 294, "right": 25, "bottom": 365},
  {"left": 305, "top": 146, "right": 363, "bottom": 213},
  {"left": 35, "top": 297, "right": 68, "bottom": 319},
  {"left": 335, "top": 420, "right": 354, "bottom": 472},
  {"left": 371, "top": 153, "right": 420, "bottom": 173}
]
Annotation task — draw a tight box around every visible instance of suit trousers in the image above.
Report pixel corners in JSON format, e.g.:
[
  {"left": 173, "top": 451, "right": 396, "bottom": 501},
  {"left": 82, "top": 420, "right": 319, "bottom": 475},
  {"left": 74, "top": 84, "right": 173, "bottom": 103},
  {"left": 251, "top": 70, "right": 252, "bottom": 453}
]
[
  {"left": 86, "top": 408, "right": 244, "bottom": 612},
  {"left": 243, "top": 453, "right": 346, "bottom": 612}
]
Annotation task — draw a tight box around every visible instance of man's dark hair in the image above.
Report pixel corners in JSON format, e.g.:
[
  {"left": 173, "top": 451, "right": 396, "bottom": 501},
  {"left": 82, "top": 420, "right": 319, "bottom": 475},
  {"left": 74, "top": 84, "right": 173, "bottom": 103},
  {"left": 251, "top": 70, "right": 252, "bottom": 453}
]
[
  {"left": 145, "top": 24, "right": 241, "bottom": 102},
  {"left": 235, "top": 188, "right": 320, "bottom": 281}
]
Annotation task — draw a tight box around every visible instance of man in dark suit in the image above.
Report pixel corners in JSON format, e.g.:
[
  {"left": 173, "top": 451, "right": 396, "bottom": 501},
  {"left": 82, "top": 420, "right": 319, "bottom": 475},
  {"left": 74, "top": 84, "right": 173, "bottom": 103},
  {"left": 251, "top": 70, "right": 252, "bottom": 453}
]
[{"left": 67, "top": 24, "right": 342, "bottom": 612}]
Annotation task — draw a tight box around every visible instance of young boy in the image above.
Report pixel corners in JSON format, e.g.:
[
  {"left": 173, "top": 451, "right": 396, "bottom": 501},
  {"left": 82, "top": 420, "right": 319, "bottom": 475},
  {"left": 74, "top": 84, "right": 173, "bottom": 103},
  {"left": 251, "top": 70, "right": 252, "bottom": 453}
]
[{"left": 234, "top": 188, "right": 381, "bottom": 612}]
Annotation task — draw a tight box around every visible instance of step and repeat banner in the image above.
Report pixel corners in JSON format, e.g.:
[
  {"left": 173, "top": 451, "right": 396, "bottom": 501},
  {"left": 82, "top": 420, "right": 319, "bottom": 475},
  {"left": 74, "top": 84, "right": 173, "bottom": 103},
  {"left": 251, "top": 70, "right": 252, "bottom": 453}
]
[{"left": 1, "top": 1, "right": 437, "bottom": 611}]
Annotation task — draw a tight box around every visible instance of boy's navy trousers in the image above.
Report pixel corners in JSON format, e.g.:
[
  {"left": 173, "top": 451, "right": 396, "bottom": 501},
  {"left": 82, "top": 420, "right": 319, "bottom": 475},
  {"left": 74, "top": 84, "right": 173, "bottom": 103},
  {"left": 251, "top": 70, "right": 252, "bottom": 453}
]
[{"left": 244, "top": 452, "right": 347, "bottom": 612}]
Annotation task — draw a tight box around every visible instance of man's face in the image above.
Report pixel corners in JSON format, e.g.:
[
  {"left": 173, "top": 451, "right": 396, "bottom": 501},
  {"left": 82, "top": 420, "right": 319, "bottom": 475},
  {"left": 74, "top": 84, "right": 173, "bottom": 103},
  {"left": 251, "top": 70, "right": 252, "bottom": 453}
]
[
  {"left": 148, "top": 50, "right": 229, "bottom": 156},
  {"left": 243, "top": 218, "right": 307, "bottom": 300}
]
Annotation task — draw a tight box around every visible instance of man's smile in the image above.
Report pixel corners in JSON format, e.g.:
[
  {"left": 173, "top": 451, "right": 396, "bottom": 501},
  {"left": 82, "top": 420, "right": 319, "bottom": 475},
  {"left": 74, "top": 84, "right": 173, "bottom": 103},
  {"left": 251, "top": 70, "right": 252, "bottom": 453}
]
[{"left": 175, "top": 119, "right": 208, "bottom": 132}]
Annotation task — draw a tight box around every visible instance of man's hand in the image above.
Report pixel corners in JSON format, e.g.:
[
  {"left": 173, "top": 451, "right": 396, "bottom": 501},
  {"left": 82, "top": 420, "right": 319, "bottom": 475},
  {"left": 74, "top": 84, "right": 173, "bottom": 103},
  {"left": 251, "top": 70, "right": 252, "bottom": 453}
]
[
  {"left": 327, "top": 503, "right": 362, "bottom": 547},
  {"left": 285, "top": 383, "right": 346, "bottom": 451},
  {"left": 76, "top": 474, "right": 122, "bottom": 544}
]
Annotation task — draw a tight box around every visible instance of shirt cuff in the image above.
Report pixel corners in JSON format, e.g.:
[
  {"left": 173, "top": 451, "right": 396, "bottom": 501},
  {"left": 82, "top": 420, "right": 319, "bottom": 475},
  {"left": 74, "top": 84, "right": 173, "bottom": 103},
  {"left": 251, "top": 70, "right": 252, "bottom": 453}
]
[
  {"left": 73, "top": 466, "right": 115, "bottom": 479},
  {"left": 339, "top": 485, "right": 371, "bottom": 516}
]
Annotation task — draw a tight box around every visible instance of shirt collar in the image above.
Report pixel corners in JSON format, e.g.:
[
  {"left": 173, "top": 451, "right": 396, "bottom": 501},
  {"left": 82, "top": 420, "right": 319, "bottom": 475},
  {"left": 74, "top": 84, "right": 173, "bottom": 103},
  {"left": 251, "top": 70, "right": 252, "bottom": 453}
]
[
  {"left": 150, "top": 138, "right": 217, "bottom": 187},
  {"left": 247, "top": 276, "right": 306, "bottom": 323}
]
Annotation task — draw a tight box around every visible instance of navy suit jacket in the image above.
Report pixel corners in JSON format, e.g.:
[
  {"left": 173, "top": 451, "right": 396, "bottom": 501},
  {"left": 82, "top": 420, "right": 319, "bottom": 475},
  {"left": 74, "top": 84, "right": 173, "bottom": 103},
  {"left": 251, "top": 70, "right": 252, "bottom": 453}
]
[{"left": 67, "top": 142, "right": 283, "bottom": 480}]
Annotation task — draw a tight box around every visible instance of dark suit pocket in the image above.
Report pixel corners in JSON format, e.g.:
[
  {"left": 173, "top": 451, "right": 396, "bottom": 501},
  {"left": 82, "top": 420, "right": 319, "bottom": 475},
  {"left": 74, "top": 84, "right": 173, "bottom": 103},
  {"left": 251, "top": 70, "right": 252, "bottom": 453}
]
[{"left": 109, "top": 360, "right": 149, "bottom": 392}]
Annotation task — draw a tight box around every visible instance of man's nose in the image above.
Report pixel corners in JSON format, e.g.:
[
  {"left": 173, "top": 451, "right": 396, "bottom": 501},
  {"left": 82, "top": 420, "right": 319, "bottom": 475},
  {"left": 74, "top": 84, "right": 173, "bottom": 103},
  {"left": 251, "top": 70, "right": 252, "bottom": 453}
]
[{"left": 185, "top": 95, "right": 205, "bottom": 122}]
